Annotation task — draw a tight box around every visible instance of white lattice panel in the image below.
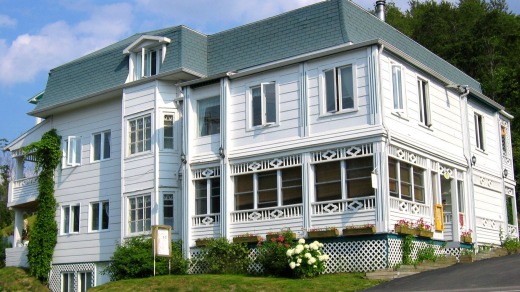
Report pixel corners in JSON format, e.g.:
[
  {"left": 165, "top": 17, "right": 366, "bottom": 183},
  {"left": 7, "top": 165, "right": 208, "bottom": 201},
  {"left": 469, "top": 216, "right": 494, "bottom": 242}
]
[
  {"left": 231, "top": 155, "right": 301, "bottom": 174},
  {"left": 49, "top": 263, "right": 95, "bottom": 292},
  {"left": 322, "top": 240, "right": 387, "bottom": 273}
]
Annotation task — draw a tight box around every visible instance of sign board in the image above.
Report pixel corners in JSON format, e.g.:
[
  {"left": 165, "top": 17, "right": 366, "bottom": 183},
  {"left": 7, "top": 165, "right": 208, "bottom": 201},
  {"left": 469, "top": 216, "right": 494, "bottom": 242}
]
[
  {"left": 152, "top": 225, "right": 172, "bottom": 258},
  {"left": 434, "top": 204, "right": 444, "bottom": 231}
]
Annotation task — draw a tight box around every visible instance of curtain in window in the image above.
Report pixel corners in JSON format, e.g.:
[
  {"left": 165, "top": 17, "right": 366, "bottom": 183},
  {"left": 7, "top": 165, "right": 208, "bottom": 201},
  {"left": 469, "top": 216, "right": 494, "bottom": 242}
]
[{"left": 198, "top": 97, "right": 220, "bottom": 136}]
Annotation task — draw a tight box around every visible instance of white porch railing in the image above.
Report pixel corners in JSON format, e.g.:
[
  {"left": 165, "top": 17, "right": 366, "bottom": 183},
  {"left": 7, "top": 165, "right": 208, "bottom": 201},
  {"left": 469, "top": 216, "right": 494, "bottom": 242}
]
[
  {"left": 444, "top": 212, "right": 453, "bottom": 224},
  {"left": 389, "top": 197, "right": 430, "bottom": 217},
  {"left": 508, "top": 224, "right": 518, "bottom": 236},
  {"left": 10, "top": 176, "right": 38, "bottom": 204},
  {"left": 231, "top": 204, "right": 302, "bottom": 223},
  {"left": 192, "top": 214, "right": 220, "bottom": 227},
  {"left": 312, "top": 196, "right": 375, "bottom": 215}
]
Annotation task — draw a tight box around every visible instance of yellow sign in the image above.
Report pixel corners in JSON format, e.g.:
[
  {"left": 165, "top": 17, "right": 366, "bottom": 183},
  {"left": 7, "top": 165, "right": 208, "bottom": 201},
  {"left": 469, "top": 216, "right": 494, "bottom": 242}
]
[{"left": 434, "top": 204, "right": 444, "bottom": 231}]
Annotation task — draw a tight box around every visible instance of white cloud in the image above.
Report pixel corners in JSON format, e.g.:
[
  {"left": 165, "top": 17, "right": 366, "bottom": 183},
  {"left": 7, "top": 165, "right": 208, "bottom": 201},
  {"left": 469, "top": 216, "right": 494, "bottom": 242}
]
[
  {"left": 0, "top": 14, "right": 16, "bottom": 27},
  {"left": 0, "top": 3, "right": 133, "bottom": 86}
]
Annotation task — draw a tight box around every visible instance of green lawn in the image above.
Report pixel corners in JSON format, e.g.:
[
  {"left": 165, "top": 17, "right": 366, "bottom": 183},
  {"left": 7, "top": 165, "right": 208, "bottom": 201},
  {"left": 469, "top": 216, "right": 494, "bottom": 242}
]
[
  {"left": 90, "top": 273, "right": 385, "bottom": 292},
  {"left": 0, "top": 267, "right": 50, "bottom": 292}
]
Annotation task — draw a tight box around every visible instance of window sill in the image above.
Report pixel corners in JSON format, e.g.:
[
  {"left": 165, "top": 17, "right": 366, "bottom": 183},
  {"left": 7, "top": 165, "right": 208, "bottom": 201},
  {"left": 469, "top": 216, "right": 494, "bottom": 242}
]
[
  {"left": 125, "top": 151, "right": 153, "bottom": 160},
  {"left": 474, "top": 148, "right": 487, "bottom": 155},
  {"left": 391, "top": 111, "right": 408, "bottom": 121},
  {"left": 247, "top": 122, "right": 279, "bottom": 132},
  {"left": 320, "top": 108, "right": 358, "bottom": 118},
  {"left": 90, "top": 157, "right": 112, "bottom": 164},
  {"left": 418, "top": 123, "right": 433, "bottom": 131},
  {"left": 88, "top": 229, "right": 110, "bottom": 234}
]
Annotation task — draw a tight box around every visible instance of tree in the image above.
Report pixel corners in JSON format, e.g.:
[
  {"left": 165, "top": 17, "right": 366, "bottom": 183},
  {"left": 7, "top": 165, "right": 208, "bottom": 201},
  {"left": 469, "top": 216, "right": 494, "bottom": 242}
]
[{"left": 0, "top": 138, "right": 13, "bottom": 231}]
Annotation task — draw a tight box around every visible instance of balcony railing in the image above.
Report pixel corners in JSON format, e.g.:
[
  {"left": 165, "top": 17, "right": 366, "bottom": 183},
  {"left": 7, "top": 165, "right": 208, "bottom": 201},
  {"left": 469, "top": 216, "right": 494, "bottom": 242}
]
[
  {"left": 231, "top": 204, "right": 302, "bottom": 223},
  {"left": 192, "top": 214, "right": 220, "bottom": 227},
  {"left": 10, "top": 176, "right": 38, "bottom": 204},
  {"left": 389, "top": 197, "right": 430, "bottom": 217},
  {"left": 312, "top": 196, "right": 375, "bottom": 215}
]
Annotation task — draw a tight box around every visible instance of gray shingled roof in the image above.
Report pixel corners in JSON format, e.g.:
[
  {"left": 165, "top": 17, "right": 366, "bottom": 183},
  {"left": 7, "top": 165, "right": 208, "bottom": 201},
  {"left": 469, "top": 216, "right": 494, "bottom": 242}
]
[{"left": 34, "top": 0, "right": 482, "bottom": 114}]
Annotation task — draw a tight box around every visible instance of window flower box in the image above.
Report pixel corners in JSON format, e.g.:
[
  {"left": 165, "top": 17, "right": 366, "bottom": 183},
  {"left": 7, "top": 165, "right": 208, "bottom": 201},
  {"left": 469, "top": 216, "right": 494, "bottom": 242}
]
[
  {"left": 232, "top": 234, "right": 262, "bottom": 244},
  {"left": 266, "top": 232, "right": 296, "bottom": 241},
  {"left": 395, "top": 226, "right": 417, "bottom": 236},
  {"left": 418, "top": 230, "right": 434, "bottom": 238},
  {"left": 195, "top": 238, "right": 212, "bottom": 247},
  {"left": 342, "top": 225, "right": 376, "bottom": 236},
  {"left": 307, "top": 228, "right": 339, "bottom": 239},
  {"left": 460, "top": 236, "right": 472, "bottom": 243}
]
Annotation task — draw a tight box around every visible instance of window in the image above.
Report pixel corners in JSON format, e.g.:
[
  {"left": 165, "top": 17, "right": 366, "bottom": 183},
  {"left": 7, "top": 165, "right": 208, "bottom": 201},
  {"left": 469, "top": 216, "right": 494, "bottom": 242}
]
[
  {"left": 62, "top": 273, "right": 74, "bottom": 292},
  {"left": 164, "top": 114, "right": 174, "bottom": 149},
  {"left": 78, "top": 272, "right": 92, "bottom": 292},
  {"left": 392, "top": 65, "right": 404, "bottom": 111},
  {"left": 134, "top": 47, "right": 162, "bottom": 80},
  {"left": 90, "top": 201, "right": 109, "bottom": 231},
  {"left": 234, "top": 167, "right": 302, "bottom": 210},
  {"left": 64, "top": 136, "right": 81, "bottom": 166},
  {"left": 129, "top": 115, "right": 151, "bottom": 155},
  {"left": 474, "top": 113, "right": 485, "bottom": 150},
  {"left": 163, "top": 193, "right": 174, "bottom": 227},
  {"left": 501, "top": 125, "right": 508, "bottom": 154},
  {"left": 506, "top": 195, "right": 515, "bottom": 225},
  {"left": 198, "top": 97, "right": 220, "bottom": 136},
  {"left": 314, "top": 157, "right": 373, "bottom": 202},
  {"left": 324, "top": 66, "right": 354, "bottom": 113},
  {"left": 251, "top": 83, "right": 276, "bottom": 127},
  {"left": 195, "top": 178, "right": 220, "bottom": 214},
  {"left": 129, "top": 194, "right": 151, "bottom": 233},
  {"left": 389, "top": 158, "right": 425, "bottom": 203},
  {"left": 92, "top": 130, "right": 111, "bottom": 161},
  {"left": 62, "top": 205, "right": 80, "bottom": 234},
  {"left": 417, "top": 78, "right": 431, "bottom": 127}
]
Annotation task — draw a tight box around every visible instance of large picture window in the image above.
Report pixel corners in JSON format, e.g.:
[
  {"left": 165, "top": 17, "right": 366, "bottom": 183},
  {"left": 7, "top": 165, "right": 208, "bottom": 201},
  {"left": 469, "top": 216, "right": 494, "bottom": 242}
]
[
  {"left": 324, "top": 65, "right": 354, "bottom": 113},
  {"left": 129, "top": 194, "right": 151, "bottom": 233},
  {"left": 62, "top": 204, "right": 80, "bottom": 234},
  {"left": 195, "top": 178, "right": 220, "bottom": 215},
  {"left": 198, "top": 96, "right": 220, "bottom": 136},
  {"left": 129, "top": 115, "right": 151, "bottom": 154},
  {"left": 314, "top": 156, "right": 373, "bottom": 202},
  {"left": 92, "top": 130, "right": 111, "bottom": 161},
  {"left": 251, "top": 83, "right": 277, "bottom": 127},
  {"left": 234, "top": 167, "right": 302, "bottom": 210},
  {"left": 389, "top": 158, "right": 425, "bottom": 203}
]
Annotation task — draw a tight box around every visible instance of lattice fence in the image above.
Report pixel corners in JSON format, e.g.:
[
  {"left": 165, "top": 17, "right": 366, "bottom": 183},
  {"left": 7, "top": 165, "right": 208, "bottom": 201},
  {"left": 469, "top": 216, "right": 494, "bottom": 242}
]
[{"left": 48, "top": 263, "right": 95, "bottom": 292}]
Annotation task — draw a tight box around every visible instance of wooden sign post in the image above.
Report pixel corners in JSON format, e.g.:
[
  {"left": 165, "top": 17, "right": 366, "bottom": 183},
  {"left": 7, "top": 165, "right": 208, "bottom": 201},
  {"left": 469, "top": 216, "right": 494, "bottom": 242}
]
[{"left": 152, "top": 225, "right": 172, "bottom": 276}]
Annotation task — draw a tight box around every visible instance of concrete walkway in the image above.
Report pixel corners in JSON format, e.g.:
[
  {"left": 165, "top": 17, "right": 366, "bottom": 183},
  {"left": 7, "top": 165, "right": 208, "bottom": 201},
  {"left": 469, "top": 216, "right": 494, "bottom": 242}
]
[{"left": 364, "top": 253, "right": 520, "bottom": 291}]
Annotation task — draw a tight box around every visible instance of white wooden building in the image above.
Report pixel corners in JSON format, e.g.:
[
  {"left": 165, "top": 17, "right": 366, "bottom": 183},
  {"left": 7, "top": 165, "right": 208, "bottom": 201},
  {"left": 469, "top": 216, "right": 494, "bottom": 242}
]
[{"left": 3, "top": 0, "right": 517, "bottom": 290}]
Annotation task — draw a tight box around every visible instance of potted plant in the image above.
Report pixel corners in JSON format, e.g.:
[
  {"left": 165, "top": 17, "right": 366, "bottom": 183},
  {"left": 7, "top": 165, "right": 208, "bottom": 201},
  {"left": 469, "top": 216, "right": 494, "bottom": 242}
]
[
  {"left": 232, "top": 233, "right": 263, "bottom": 244},
  {"left": 307, "top": 227, "right": 339, "bottom": 239},
  {"left": 342, "top": 224, "right": 376, "bottom": 236},
  {"left": 266, "top": 229, "right": 296, "bottom": 241},
  {"left": 195, "top": 237, "right": 213, "bottom": 247},
  {"left": 460, "top": 229, "right": 473, "bottom": 243},
  {"left": 416, "top": 218, "right": 433, "bottom": 238},
  {"left": 394, "top": 219, "right": 416, "bottom": 236}
]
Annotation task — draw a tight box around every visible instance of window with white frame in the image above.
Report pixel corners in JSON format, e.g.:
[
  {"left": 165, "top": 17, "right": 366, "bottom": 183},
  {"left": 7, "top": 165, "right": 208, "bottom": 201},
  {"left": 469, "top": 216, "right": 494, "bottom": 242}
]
[
  {"left": 195, "top": 178, "right": 220, "bottom": 215},
  {"left": 392, "top": 65, "right": 404, "bottom": 111},
  {"left": 163, "top": 193, "right": 174, "bottom": 227},
  {"left": 323, "top": 65, "right": 355, "bottom": 113},
  {"left": 474, "top": 113, "right": 485, "bottom": 150},
  {"left": 133, "top": 47, "right": 162, "bottom": 80},
  {"left": 92, "top": 130, "right": 111, "bottom": 161},
  {"left": 163, "top": 114, "right": 174, "bottom": 149},
  {"left": 64, "top": 136, "right": 81, "bottom": 166},
  {"left": 506, "top": 194, "right": 515, "bottom": 225},
  {"left": 78, "top": 272, "right": 92, "bottom": 292},
  {"left": 128, "top": 194, "right": 151, "bottom": 233},
  {"left": 501, "top": 124, "right": 508, "bottom": 155},
  {"left": 234, "top": 166, "right": 302, "bottom": 211},
  {"left": 129, "top": 115, "right": 151, "bottom": 155},
  {"left": 90, "top": 201, "right": 109, "bottom": 231},
  {"left": 417, "top": 78, "right": 431, "bottom": 127},
  {"left": 389, "top": 158, "right": 425, "bottom": 203},
  {"left": 314, "top": 156, "right": 373, "bottom": 202},
  {"left": 251, "top": 82, "right": 277, "bottom": 127},
  {"left": 62, "top": 272, "right": 74, "bottom": 292},
  {"left": 62, "top": 204, "right": 80, "bottom": 234},
  {"left": 198, "top": 96, "right": 220, "bottom": 136}
]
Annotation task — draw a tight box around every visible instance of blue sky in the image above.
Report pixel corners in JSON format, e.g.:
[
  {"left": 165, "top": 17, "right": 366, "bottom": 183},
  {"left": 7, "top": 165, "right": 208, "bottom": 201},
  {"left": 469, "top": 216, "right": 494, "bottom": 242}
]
[{"left": 1, "top": 0, "right": 519, "bottom": 144}]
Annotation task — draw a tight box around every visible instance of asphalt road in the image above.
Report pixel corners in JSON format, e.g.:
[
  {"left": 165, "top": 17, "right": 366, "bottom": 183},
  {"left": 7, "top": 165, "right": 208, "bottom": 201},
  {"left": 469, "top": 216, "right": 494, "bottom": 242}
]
[{"left": 364, "top": 253, "right": 520, "bottom": 291}]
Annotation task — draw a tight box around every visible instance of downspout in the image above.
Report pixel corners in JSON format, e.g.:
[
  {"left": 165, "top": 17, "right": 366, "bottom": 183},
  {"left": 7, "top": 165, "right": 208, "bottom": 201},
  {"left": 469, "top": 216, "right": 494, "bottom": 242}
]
[{"left": 181, "top": 86, "right": 190, "bottom": 258}]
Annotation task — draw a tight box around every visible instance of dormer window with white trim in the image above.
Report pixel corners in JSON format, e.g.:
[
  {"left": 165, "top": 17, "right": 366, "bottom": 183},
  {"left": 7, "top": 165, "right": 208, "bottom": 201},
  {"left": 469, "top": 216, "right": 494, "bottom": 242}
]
[{"left": 123, "top": 35, "right": 171, "bottom": 82}]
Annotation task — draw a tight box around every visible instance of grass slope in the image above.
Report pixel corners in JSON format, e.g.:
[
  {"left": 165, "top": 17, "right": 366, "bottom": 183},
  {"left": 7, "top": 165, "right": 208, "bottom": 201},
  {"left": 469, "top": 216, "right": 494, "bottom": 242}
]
[{"left": 0, "top": 267, "right": 50, "bottom": 292}]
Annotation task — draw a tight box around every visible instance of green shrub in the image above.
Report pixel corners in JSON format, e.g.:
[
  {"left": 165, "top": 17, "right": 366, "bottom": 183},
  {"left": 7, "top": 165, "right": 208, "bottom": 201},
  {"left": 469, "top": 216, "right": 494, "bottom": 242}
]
[
  {"left": 256, "top": 231, "right": 295, "bottom": 277},
  {"left": 416, "top": 244, "right": 437, "bottom": 263},
  {"left": 198, "top": 238, "right": 251, "bottom": 274},
  {"left": 1, "top": 236, "right": 11, "bottom": 268},
  {"left": 502, "top": 236, "right": 520, "bottom": 254},
  {"left": 102, "top": 237, "right": 188, "bottom": 281}
]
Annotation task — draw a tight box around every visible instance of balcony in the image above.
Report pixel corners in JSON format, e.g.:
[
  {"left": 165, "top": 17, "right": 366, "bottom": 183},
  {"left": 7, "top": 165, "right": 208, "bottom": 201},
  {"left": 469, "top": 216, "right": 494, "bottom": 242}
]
[{"left": 8, "top": 176, "right": 39, "bottom": 207}]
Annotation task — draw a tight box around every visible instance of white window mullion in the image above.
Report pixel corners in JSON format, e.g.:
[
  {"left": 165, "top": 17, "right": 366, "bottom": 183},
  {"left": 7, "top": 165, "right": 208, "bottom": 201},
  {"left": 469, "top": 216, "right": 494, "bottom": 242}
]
[
  {"left": 341, "top": 160, "right": 346, "bottom": 200},
  {"left": 206, "top": 179, "right": 211, "bottom": 215},
  {"left": 276, "top": 170, "right": 282, "bottom": 207},
  {"left": 253, "top": 174, "right": 258, "bottom": 209}
]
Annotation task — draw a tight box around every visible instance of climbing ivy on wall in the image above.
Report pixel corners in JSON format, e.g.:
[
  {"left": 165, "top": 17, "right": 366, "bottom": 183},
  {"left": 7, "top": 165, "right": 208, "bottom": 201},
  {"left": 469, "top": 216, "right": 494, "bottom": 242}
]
[{"left": 24, "top": 129, "right": 61, "bottom": 282}]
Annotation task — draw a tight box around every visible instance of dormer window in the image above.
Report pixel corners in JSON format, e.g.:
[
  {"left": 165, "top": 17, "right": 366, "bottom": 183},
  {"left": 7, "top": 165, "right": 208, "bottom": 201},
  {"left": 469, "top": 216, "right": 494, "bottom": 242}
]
[{"left": 123, "top": 35, "right": 171, "bottom": 82}]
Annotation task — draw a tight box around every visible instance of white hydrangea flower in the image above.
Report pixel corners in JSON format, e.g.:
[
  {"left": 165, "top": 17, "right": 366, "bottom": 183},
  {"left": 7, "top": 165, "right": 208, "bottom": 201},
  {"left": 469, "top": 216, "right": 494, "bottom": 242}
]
[
  {"left": 289, "top": 262, "right": 296, "bottom": 269},
  {"left": 305, "top": 252, "right": 311, "bottom": 259},
  {"left": 310, "top": 257, "right": 316, "bottom": 264},
  {"left": 307, "top": 260, "right": 312, "bottom": 265},
  {"left": 297, "top": 258, "right": 302, "bottom": 264},
  {"left": 304, "top": 244, "right": 309, "bottom": 249},
  {"left": 286, "top": 249, "right": 294, "bottom": 257},
  {"left": 296, "top": 263, "right": 300, "bottom": 267},
  {"left": 298, "top": 238, "right": 305, "bottom": 244}
]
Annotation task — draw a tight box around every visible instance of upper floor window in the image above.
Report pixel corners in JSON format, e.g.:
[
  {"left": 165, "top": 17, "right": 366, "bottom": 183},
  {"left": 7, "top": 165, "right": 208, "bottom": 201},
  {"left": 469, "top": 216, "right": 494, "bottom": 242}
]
[
  {"left": 62, "top": 204, "right": 80, "bottom": 234},
  {"left": 64, "top": 136, "right": 81, "bottom": 167},
  {"left": 324, "top": 65, "right": 355, "bottom": 113},
  {"left": 90, "top": 201, "right": 109, "bottom": 231},
  {"left": 389, "top": 158, "right": 425, "bottom": 203},
  {"left": 417, "top": 78, "right": 431, "bottom": 127},
  {"left": 474, "top": 113, "right": 485, "bottom": 151},
  {"left": 198, "top": 96, "right": 220, "bottom": 136},
  {"left": 129, "top": 194, "right": 151, "bottom": 233},
  {"left": 123, "top": 35, "right": 170, "bottom": 82},
  {"left": 92, "top": 130, "right": 111, "bottom": 161},
  {"left": 314, "top": 156, "right": 373, "bottom": 202},
  {"left": 195, "top": 177, "right": 220, "bottom": 215},
  {"left": 234, "top": 166, "right": 302, "bottom": 210},
  {"left": 164, "top": 114, "right": 174, "bottom": 149},
  {"left": 251, "top": 83, "right": 277, "bottom": 127},
  {"left": 129, "top": 115, "right": 151, "bottom": 155},
  {"left": 392, "top": 65, "right": 404, "bottom": 111}
]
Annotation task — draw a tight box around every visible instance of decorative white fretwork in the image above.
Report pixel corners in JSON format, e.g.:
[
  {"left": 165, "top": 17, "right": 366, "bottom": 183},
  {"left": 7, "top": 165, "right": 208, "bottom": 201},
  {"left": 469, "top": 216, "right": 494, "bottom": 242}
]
[
  {"left": 476, "top": 176, "right": 496, "bottom": 190},
  {"left": 506, "top": 188, "right": 514, "bottom": 196},
  {"left": 389, "top": 197, "right": 430, "bottom": 216},
  {"left": 388, "top": 145, "right": 427, "bottom": 168},
  {"left": 312, "top": 144, "right": 373, "bottom": 163},
  {"left": 193, "top": 167, "right": 220, "bottom": 179},
  {"left": 231, "top": 155, "right": 302, "bottom": 175},
  {"left": 312, "top": 197, "right": 375, "bottom": 215},
  {"left": 49, "top": 263, "right": 96, "bottom": 292},
  {"left": 439, "top": 165, "right": 453, "bottom": 179},
  {"left": 192, "top": 214, "right": 220, "bottom": 227},
  {"left": 231, "top": 205, "right": 302, "bottom": 222}
]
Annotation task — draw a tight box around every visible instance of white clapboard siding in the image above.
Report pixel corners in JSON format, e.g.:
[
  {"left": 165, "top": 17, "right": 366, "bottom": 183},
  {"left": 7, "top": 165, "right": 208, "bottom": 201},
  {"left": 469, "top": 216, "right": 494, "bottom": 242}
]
[{"left": 124, "top": 83, "right": 156, "bottom": 117}]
